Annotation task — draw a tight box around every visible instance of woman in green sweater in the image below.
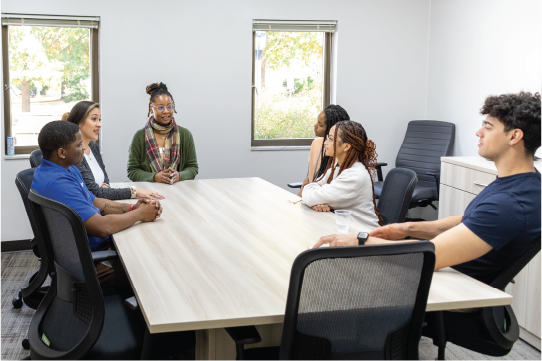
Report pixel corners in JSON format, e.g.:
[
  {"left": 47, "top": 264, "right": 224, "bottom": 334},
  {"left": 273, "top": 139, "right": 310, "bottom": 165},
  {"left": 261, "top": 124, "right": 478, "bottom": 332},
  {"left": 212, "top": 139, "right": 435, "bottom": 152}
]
[{"left": 127, "top": 82, "right": 198, "bottom": 184}]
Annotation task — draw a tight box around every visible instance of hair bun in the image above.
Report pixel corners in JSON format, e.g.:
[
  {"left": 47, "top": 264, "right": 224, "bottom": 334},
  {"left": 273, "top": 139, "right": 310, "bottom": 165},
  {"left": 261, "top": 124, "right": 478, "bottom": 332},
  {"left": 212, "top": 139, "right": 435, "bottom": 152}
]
[
  {"left": 146, "top": 82, "right": 168, "bottom": 95},
  {"left": 61, "top": 112, "right": 70, "bottom": 121}
]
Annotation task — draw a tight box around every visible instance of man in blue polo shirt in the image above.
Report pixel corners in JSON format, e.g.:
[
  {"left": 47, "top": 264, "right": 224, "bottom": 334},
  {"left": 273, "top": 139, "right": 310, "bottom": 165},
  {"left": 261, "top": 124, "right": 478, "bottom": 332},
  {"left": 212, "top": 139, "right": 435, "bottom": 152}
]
[
  {"left": 313, "top": 91, "right": 541, "bottom": 286},
  {"left": 32, "top": 121, "right": 162, "bottom": 286}
]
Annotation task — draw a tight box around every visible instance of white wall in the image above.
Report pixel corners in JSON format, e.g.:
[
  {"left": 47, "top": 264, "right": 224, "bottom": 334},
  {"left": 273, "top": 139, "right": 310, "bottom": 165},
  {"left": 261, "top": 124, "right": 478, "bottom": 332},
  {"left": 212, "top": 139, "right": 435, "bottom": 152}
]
[
  {"left": 1, "top": 0, "right": 431, "bottom": 241},
  {"left": 426, "top": 0, "right": 541, "bottom": 157}
]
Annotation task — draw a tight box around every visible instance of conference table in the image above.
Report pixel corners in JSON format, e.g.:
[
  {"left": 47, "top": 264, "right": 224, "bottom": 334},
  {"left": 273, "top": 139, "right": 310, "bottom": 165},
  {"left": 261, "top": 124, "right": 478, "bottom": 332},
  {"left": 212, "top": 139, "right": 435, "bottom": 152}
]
[{"left": 111, "top": 178, "right": 512, "bottom": 359}]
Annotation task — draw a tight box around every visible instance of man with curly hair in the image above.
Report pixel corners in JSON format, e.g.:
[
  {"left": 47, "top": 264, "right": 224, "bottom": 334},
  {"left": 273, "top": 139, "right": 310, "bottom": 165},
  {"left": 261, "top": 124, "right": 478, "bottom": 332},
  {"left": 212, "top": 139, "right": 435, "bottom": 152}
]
[{"left": 314, "top": 91, "right": 541, "bottom": 286}]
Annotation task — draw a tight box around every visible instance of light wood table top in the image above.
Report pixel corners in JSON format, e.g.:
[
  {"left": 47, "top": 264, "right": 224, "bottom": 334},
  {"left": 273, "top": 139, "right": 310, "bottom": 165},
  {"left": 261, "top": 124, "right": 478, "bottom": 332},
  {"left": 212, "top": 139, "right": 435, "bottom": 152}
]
[{"left": 111, "top": 178, "right": 512, "bottom": 333}]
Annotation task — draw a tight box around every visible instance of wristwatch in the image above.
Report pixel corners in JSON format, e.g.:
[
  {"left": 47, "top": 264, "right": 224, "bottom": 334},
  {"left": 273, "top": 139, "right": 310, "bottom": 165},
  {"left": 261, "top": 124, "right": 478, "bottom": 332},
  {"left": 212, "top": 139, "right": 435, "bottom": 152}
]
[
  {"left": 357, "top": 232, "right": 369, "bottom": 246},
  {"left": 130, "top": 186, "right": 137, "bottom": 199}
]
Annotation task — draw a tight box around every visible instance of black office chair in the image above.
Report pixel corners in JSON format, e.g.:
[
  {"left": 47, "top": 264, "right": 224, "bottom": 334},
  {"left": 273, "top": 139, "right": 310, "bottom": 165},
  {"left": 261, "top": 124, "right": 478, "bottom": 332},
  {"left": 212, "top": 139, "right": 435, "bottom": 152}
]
[
  {"left": 29, "top": 149, "right": 43, "bottom": 168},
  {"left": 27, "top": 189, "right": 145, "bottom": 359},
  {"left": 377, "top": 168, "right": 417, "bottom": 225},
  {"left": 14, "top": 169, "right": 118, "bottom": 310},
  {"left": 13, "top": 169, "right": 51, "bottom": 311},
  {"left": 423, "top": 236, "right": 541, "bottom": 360},
  {"left": 374, "top": 120, "right": 455, "bottom": 213},
  {"left": 226, "top": 242, "right": 436, "bottom": 360}
]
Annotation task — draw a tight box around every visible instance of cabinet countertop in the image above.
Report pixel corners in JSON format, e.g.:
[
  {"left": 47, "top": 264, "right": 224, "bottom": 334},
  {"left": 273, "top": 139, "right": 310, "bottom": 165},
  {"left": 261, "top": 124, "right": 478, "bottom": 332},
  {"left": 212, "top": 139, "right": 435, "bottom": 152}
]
[{"left": 442, "top": 156, "right": 542, "bottom": 175}]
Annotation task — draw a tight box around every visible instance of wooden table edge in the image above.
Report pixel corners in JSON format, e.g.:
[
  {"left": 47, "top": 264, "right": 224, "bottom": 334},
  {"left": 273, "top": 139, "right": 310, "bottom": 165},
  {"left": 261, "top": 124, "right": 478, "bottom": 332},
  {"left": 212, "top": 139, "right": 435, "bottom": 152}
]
[
  {"left": 425, "top": 295, "right": 513, "bottom": 312},
  {"left": 148, "top": 314, "right": 286, "bottom": 334}
]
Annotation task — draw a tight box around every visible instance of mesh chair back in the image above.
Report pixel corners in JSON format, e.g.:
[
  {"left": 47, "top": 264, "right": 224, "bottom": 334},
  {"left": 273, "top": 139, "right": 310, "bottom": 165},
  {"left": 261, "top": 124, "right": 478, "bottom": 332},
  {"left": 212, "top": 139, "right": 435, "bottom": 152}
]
[
  {"left": 395, "top": 121, "right": 454, "bottom": 189},
  {"left": 28, "top": 189, "right": 105, "bottom": 359},
  {"left": 490, "top": 236, "right": 541, "bottom": 291},
  {"left": 30, "top": 149, "right": 43, "bottom": 168},
  {"left": 378, "top": 168, "right": 417, "bottom": 224},
  {"left": 280, "top": 242, "right": 435, "bottom": 360},
  {"left": 16, "top": 168, "right": 49, "bottom": 260}
]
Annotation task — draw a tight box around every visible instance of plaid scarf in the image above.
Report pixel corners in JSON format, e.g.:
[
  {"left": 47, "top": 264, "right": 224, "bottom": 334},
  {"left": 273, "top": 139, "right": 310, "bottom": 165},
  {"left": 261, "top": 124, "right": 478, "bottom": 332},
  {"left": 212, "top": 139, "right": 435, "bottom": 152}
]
[{"left": 144, "top": 116, "right": 181, "bottom": 173}]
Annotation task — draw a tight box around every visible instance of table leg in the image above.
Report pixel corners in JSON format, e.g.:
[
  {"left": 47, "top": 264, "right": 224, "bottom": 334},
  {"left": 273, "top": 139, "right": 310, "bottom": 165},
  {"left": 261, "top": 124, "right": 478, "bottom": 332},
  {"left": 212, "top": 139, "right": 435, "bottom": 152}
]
[{"left": 195, "top": 324, "right": 283, "bottom": 360}]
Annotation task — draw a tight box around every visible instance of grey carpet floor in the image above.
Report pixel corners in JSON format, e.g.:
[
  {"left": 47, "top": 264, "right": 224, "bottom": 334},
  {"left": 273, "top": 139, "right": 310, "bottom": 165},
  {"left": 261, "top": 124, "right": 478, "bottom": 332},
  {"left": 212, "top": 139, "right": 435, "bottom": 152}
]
[{"left": 2, "top": 251, "right": 540, "bottom": 360}]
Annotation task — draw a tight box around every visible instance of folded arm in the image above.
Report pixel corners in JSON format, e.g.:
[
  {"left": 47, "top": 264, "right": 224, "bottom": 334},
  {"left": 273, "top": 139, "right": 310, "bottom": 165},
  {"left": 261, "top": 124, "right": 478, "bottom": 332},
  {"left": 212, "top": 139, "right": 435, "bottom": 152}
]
[
  {"left": 313, "top": 222, "right": 492, "bottom": 270},
  {"left": 302, "top": 173, "right": 357, "bottom": 207},
  {"left": 85, "top": 199, "right": 161, "bottom": 238},
  {"left": 84, "top": 211, "right": 143, "bottom": 239},
  {"left": 93, "top": 198, "right": 131, "bottom": 215}
]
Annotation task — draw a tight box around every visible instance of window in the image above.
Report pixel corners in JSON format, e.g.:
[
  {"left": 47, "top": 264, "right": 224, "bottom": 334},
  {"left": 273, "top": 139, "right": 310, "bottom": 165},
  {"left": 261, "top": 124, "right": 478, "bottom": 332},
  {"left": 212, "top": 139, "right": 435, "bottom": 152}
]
[
  {"left": 252, "top": 20, "right": 335, "bottom": 147},
  {"left": 2, "top": 14, "right": 99, "bottom": 155}
]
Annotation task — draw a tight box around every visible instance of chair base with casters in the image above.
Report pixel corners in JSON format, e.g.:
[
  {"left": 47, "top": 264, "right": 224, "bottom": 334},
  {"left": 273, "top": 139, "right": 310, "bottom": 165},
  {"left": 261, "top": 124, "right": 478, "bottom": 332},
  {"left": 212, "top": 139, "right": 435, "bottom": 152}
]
[
  {"left": 14, "top": 170, "right": 54, "bottom": 313},
  {"left": 422, "top": 237, "right": 540, "bottom": 359},
  {"left": 12, "top": 239, "right": 50, "bottom": 311},
  {"left": 423, "top": 306, "right": 520, "bottom": 359},
  {"left": 12, "top": 270, "right": 48, "bottom": 310}
]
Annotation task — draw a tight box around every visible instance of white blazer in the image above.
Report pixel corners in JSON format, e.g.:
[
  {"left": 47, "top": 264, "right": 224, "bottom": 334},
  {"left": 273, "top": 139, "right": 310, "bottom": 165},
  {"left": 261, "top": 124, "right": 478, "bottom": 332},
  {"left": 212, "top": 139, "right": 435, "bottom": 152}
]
[{"left": 301, "top": 162, "right": 380, "bottom": 230}]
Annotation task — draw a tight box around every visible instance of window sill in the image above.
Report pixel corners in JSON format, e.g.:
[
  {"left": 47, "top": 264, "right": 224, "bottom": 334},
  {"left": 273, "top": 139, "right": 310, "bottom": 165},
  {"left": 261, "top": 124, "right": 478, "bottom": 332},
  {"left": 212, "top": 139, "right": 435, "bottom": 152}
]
[
  {"left": 251, "top": 145, "right": 311, "bottom": 151},
  {"left": 4, "top": 154, "right": 30, "bottom": 160}
]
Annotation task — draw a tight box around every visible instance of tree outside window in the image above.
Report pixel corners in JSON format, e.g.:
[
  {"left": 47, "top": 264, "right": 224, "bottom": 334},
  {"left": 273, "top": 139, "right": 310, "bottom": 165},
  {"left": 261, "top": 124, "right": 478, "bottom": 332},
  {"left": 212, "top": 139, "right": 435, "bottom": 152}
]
[
  {"left": 7, "top": 26, "right": 91, "bottom": 147},
  {"left": 253, "top": 31, "right": 325, "bottom": 143}
]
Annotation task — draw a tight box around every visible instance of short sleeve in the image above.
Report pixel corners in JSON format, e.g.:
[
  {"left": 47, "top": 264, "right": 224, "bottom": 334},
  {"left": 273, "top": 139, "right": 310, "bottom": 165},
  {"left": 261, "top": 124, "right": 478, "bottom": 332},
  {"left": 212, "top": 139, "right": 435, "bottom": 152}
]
[
  {"left": 462, "top": 193, "right": 525, "bottom": 251},
  {"left": 43, "top": 177, "right": 99, "bottom": 223}
]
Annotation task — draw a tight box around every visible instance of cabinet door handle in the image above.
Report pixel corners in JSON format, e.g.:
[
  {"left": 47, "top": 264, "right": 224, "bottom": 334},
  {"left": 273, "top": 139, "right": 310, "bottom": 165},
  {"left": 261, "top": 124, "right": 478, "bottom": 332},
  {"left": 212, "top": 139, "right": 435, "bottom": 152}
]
[{"left": 473, "top": 181, "right": 488, "bottom": 187}]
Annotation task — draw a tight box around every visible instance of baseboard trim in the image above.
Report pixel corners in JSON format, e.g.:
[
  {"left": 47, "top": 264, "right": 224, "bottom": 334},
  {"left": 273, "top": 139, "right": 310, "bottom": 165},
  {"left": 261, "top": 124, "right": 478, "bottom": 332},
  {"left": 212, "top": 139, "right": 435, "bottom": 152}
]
[
  {"left": 520, "top": 326, "right": 541, "bottom": 350},
  {"left": 1, "top": 240, "right": 32, "bottom": 253}
]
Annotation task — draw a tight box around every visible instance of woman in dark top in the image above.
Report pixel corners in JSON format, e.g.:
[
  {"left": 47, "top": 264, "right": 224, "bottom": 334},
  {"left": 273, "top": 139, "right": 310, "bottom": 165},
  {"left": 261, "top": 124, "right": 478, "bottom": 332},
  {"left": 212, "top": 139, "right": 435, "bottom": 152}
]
[{"left": 65, "top": 101, "right": 164, "bottom": 200}]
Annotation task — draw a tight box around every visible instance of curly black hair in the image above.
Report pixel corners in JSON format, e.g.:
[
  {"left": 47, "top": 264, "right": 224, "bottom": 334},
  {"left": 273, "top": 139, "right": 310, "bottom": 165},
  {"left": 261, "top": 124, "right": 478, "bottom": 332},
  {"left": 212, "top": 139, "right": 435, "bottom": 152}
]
[
  {"left": 145, "top": 82, "right": 177, "bottom": 117},
  {"left": 480, "top": 91, "right": 541, "bottom": 157},
  {"left": 38, "top": 121, "right": 80, "bottom": 160}
]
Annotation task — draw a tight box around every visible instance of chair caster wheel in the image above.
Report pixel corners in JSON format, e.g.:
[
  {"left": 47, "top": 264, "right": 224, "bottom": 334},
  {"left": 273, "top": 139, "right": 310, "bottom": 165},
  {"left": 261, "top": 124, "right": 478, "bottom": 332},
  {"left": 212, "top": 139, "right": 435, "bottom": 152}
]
[
  {"left": 12, "top": 297, "right": 23, "bottom": 309},
  {"left": 22, "top": 338, "right": 30, "bottom": 350}
]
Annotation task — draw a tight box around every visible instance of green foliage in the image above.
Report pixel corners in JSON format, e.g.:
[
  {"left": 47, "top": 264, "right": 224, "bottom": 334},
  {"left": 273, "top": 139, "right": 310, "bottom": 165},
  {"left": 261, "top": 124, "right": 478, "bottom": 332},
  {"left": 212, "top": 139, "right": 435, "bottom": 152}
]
[
  {"left": 255, "top": 78, "right": 322, "bottom": 139},
  {"left": 8, "top": 27, "right": 49, "bottom": 84},
  {"left": 261, "top": 32, "right": 323, "bottom": 71},
  {"left": 32, "top": 27, "right": 90, "bottom": 99},
  {"left": 8, "top": 26, "right": 90, "bottom": 102},
  {"left": 40, "top": 84, "right": 50, "bottom": 95},
  {"left": 282, "top": 76, "right": 316, "bottom": 95},
  {"left": 63, "top": 75, "right": 89, "bottom": 102}
]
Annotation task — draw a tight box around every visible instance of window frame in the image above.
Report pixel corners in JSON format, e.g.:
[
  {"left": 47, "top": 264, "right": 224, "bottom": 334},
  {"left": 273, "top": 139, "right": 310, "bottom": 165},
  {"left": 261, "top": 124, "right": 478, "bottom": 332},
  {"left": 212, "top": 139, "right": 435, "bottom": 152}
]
[
  {"left": 251, "top": 29, "right": 333, "bottom": 147},
  {"left": 2, "top": 21, "right": 99, "bottom": 155}
]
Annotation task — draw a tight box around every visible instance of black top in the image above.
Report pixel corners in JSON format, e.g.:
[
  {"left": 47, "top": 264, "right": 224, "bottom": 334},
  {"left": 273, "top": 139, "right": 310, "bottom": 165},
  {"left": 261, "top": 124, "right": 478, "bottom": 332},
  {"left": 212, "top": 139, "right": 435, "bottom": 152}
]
[
  {"left": 453, "top": 170, "right": 541, "bottom": 285},
  {"left": 75, "top": 141, "right": 132, "bottom": 200}
]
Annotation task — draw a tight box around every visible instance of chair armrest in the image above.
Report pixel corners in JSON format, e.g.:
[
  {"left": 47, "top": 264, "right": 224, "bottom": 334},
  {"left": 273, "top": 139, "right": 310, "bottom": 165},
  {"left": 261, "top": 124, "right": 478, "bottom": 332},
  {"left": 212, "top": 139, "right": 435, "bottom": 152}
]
[
  {"left": 287, "top": 182, "right": 303, "bottom": 189},
  {"left": 124, "top": 296, "right": 140, "bottom": 311},
  {"left": 91, "top": 250, "right": 118, "bottom": 263},
  {"left": 225, "top": 326, "right": 262, "bottom": 345},
  {"left": 426, "top": 172, "right": 441, "bottom": 199},
  {"left": 376, "top": 162, "right": 388, "bottom": 182}
]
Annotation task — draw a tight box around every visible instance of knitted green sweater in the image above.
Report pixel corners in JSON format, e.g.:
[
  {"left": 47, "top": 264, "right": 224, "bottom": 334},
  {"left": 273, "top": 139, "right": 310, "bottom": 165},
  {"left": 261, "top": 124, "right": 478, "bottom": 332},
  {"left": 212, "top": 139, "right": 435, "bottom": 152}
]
[{"left": 127, "top": 126, "right": 198, "bottom": 182}]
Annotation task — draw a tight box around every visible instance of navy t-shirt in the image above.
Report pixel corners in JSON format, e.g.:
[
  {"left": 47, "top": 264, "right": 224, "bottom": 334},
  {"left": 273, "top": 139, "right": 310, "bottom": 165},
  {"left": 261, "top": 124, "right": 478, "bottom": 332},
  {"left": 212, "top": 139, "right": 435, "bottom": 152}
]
[
  {"left": 452, "top": 170, "right": 541, "bottom": 285},
  {"left": 31, "top": 158, "right": 111, "bottom": 251}
]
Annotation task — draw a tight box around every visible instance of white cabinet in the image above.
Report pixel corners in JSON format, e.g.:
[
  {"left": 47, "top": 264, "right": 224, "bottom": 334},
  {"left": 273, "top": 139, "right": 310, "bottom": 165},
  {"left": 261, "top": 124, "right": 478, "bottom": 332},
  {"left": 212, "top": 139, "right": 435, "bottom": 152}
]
[{"left": 439, "top": 156, "right": 541, "bottom": 349}]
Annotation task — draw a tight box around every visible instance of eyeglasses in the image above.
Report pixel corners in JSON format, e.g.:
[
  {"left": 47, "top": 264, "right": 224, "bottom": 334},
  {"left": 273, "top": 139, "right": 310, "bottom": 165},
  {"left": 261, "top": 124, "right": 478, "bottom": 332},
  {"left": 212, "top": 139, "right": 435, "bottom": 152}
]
[{"left": 151, "top": 104, "right": 174, "bottom": 113}]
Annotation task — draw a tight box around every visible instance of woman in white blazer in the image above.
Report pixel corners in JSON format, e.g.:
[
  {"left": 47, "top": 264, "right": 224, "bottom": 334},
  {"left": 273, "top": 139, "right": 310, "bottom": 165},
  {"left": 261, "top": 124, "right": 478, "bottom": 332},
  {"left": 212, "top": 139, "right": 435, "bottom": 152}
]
[{"left": 301, "top": 120, "right": 383, "bottom": 230}]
